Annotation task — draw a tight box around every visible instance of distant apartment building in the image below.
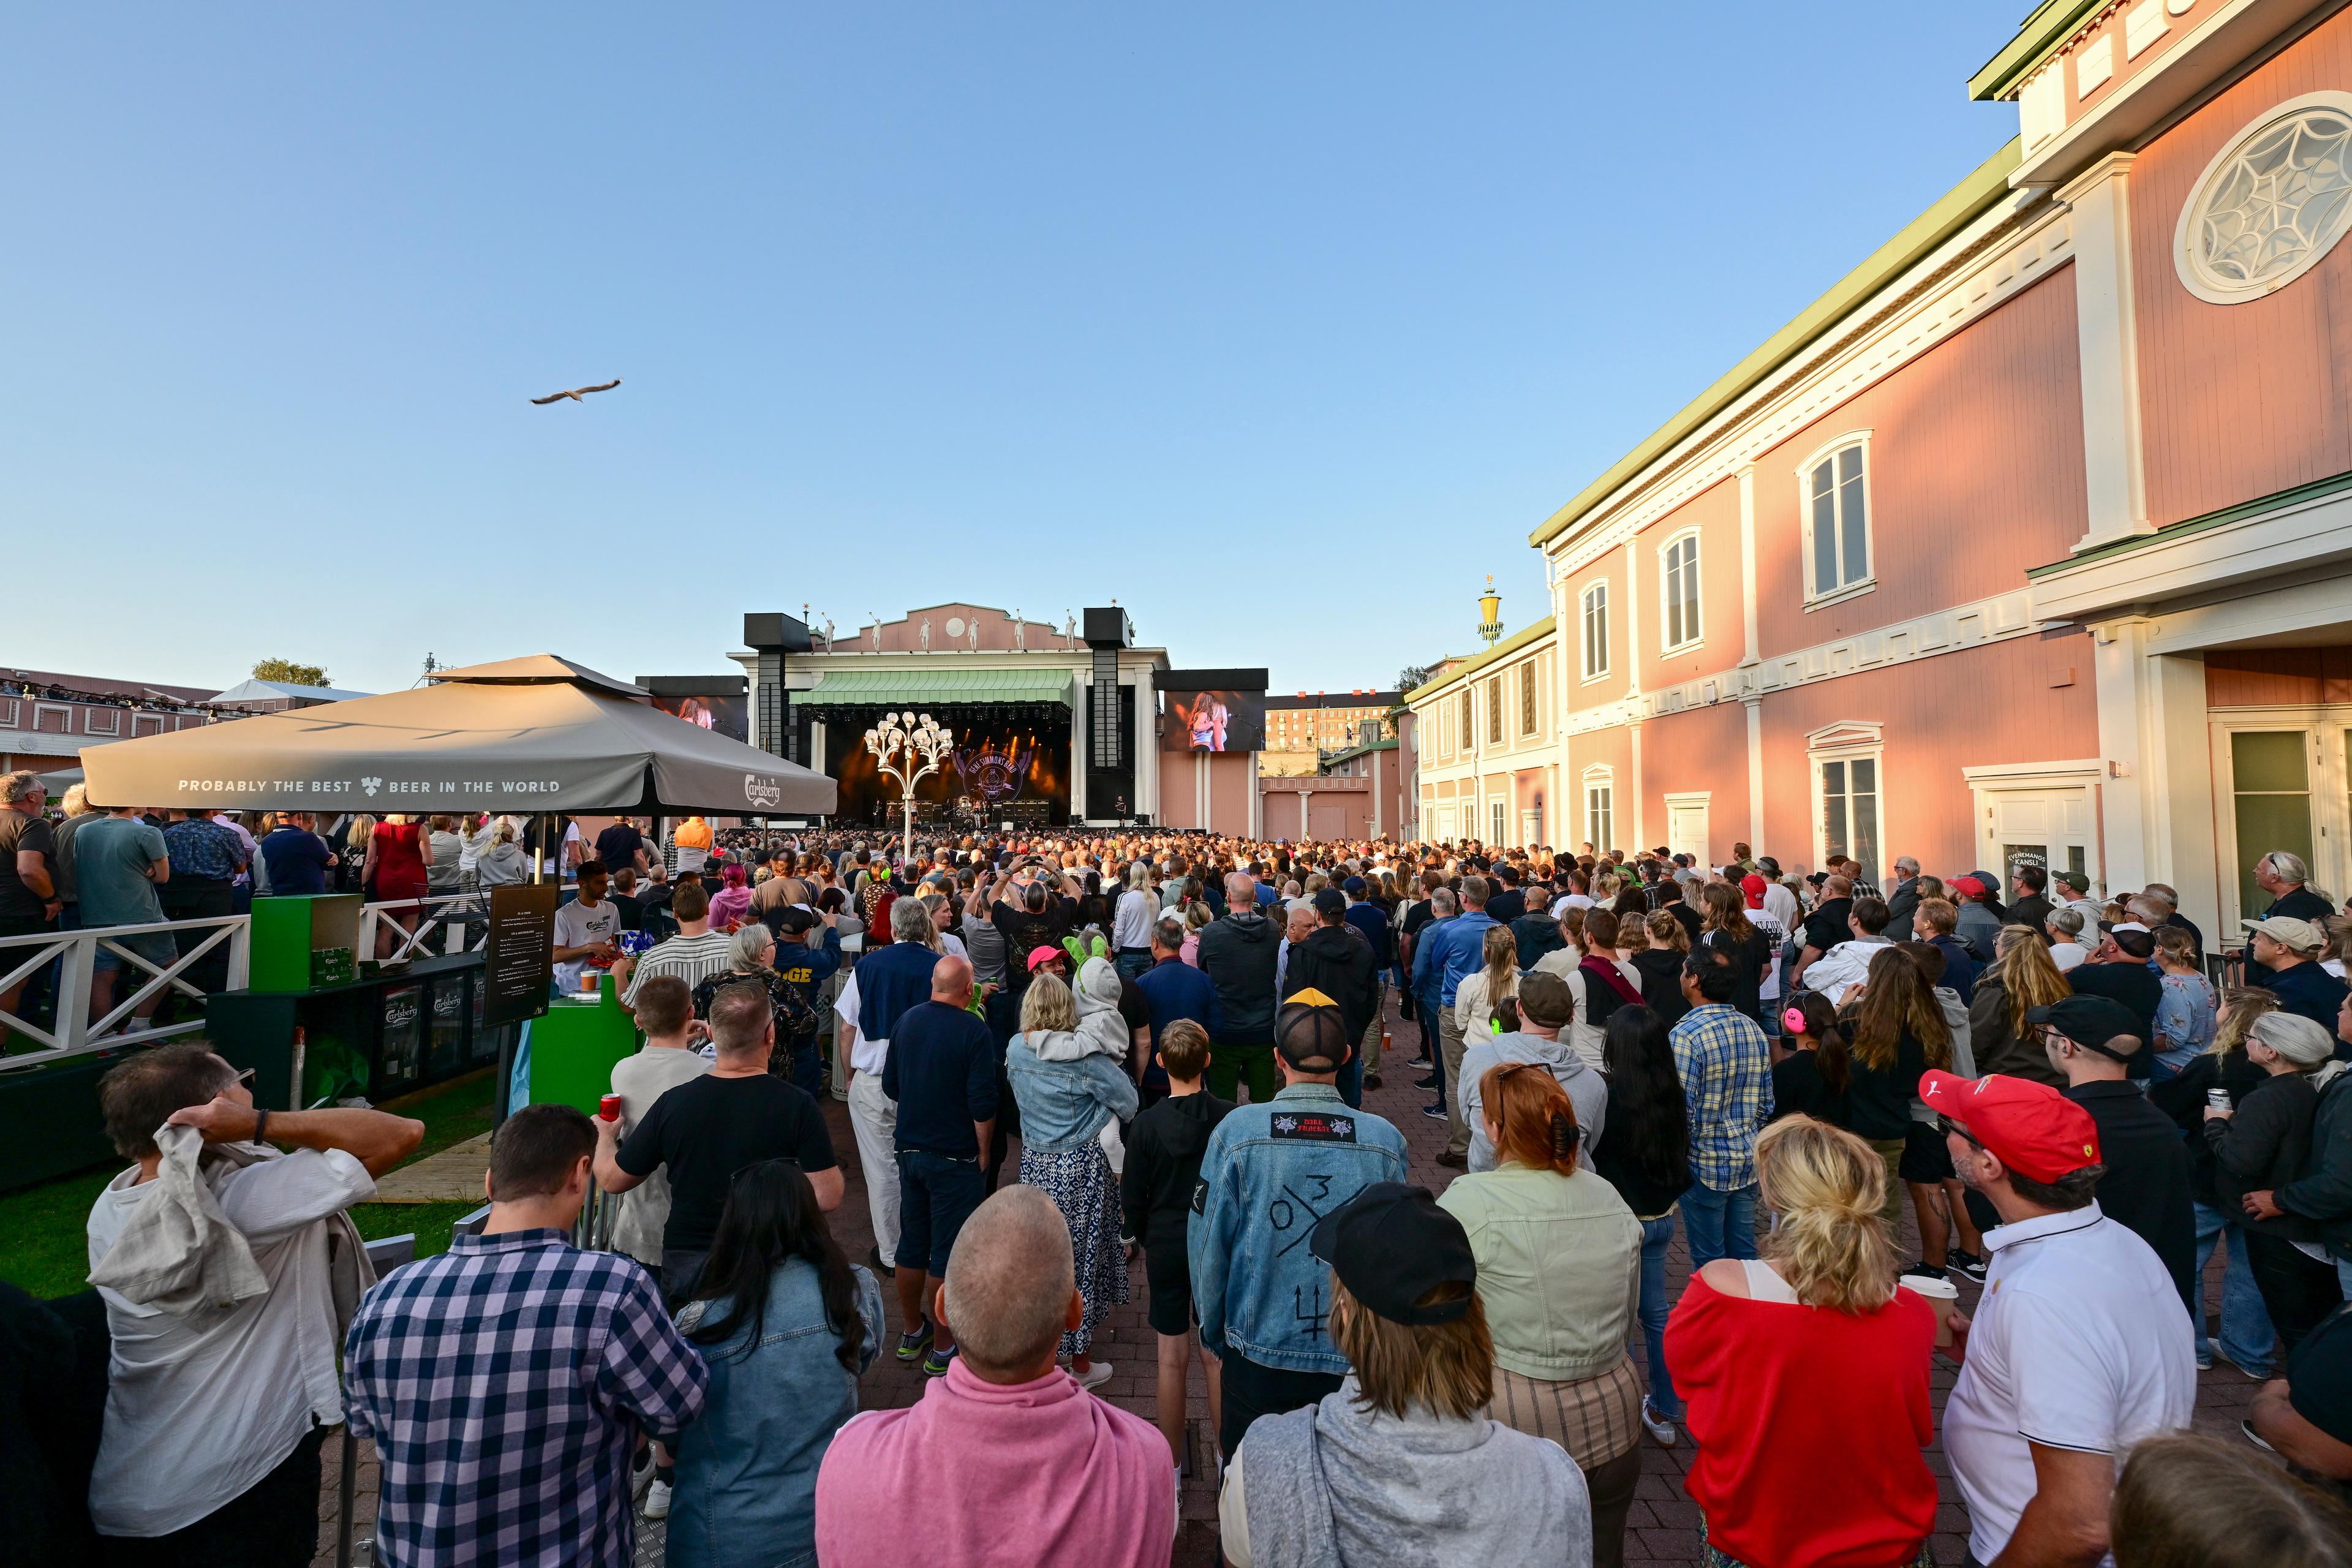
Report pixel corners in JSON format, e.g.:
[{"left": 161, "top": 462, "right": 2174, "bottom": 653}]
[
  {"left": 1262, "top": 690, "right": 1401, "bottom": 776},
  {"left": 0, "top": 669, "right": 370, "bottom": 777}
]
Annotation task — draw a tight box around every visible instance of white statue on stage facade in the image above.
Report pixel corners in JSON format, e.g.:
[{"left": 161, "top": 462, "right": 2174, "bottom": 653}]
[
  {"left": 821, "top": 616, "right": 835, "bottom": 651},
  {"left": 1063, "top": 612, "right": 1076, "bottom": 649},
  {"left": 919, "top": 616, "right": 932, "bottom": 652},
  {"left": 1013, "top": 611, "right": 1025, "bottom": 652},
  {"left": 968, "top": 616, "right": 981, "bottom": 652},
  {"left": 867, "top": 614, "right": 882, "bottom": 652}
]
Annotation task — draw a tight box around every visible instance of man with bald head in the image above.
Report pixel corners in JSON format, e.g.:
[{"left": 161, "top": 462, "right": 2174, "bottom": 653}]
[
  {"left": 815, "top": 1186, "right": 1175, "bottom": 1565},
  {"left": 881, "top": 952, "right": 998, "bottom": 1375}
]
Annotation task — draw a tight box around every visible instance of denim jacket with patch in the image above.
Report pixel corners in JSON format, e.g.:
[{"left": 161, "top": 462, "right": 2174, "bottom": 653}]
[{"left": 1186, "top": 1084, "right": 1407, "bottom": 1375}]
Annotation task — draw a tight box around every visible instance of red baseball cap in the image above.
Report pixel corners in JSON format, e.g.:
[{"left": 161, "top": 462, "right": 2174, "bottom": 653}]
[
  {"left": 1739, "top": 873, "right": 1768, "bottom": 909},
  {"left": 1920, "top": 1070, "right": 2101, "bottom": 1183},
  {"left": 1026, "top": 944, "right": 1066, "bottom": 973},
  {"left": 1950, "top": 875, "right": 1989, "bottom": 898}
]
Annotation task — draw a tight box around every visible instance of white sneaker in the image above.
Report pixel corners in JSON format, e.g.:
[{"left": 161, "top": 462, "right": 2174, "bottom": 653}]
[
  {"left": 1640, "top": 1396, "right": 1678, "bottom": 1448},
  {"left": 1073, "top": 1360, "right": 1114, "bottom": 1391},
  {"left": 643, "top": 1479, "right": 672, "bottom": 1520}
]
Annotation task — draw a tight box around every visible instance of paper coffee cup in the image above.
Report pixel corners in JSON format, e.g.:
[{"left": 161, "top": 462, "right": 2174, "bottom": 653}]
[{"left": 1897, "top": 1272, "right": 1959, "bottom": 1303}]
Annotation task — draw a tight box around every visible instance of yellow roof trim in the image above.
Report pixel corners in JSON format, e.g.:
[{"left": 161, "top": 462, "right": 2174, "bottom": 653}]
[{"left": 1404, "top": 616, "right": 1557, "bottom": 705}]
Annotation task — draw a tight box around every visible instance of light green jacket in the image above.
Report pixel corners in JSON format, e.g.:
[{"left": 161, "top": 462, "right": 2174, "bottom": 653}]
[{"left": 1436, "top": 1163, "right": 1642, "bottom": 1382}]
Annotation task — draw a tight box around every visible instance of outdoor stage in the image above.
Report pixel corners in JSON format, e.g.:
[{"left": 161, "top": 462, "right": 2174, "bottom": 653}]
[{"left": 821, "top": 701, "right": 1071, "bottom": 829}]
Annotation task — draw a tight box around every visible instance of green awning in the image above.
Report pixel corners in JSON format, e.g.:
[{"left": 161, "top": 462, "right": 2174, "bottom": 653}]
[{"left": 793, "top": 666, "right": 1076, "bottom": 708}]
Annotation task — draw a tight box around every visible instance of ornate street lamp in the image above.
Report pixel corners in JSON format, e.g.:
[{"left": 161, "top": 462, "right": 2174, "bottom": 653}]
[{"left": 864, "top": 709, "right": 952, "bottom": 862}]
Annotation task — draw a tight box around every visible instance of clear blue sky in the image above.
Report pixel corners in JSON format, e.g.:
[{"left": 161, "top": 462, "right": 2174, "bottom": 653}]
[{"left": 5, "top": 4, "right": 2021, "bottom": 696}]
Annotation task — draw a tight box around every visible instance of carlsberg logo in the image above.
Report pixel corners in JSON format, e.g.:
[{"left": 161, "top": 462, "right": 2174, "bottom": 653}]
[{"left": 743, "top": 774, "right": 782, "bottom": 809}]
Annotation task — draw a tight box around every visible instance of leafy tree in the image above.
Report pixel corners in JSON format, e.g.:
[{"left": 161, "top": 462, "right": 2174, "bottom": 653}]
[
  {"left": 1396, "top": 664, "right": 1433, "bottom": 694},
  {"left": 252, "top": 657, "right": 330, "bottom": 688}
]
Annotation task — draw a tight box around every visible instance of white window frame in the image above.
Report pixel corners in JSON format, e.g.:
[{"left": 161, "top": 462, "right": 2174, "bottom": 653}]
[
  {"left": 1491, "top": 800, "right": 1507, "bottom": 845},
  {"left": 2176, "top": 92, "right": 2352, "bottom": 305},
  {"left": 1796, "top": 430, "right": 1877, "bottom": 609},
  {"left": 1580, "top": 581, "right": 1611, "bottom": 682},
  {"left": 83, "top": 707, "right": 121, "bottom": 736},
  {"left": 1807, "top": 721, "right": 1885, "bottom": 889},
  {"left": 32, "top": 703, "right": 72, "bottom": 735},
  {"left": 1582, "top": 764, "right": 1616, "bottom": 853},
  {"left": 0, "top": 698, "right": 16, "bottom": 728},
  {"left": 132, "top": 713, "right": 164, "bottom": 737},
  {"left": 1658, "top": 530, "right": 1703, "bottom": 654}
]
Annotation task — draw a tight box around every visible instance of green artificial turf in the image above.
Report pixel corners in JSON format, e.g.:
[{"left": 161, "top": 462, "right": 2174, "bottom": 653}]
[{"left": 0, "top": 1070, "right": 494, "bottom": 1298}]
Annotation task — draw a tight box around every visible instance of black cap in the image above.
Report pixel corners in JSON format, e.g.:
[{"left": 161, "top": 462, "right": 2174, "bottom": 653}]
[
  {"left": 2026, "top": 995, "right": 2144, "bottom": 1060},
  {"left": 1311, "top": 886, "right": 1346, "bottom": 919},
  {"left": 1274, "top": 999, "right": 1352, "bottom": 1070},
  {"left": 1310, "top": 1182, "right": 1477, "bottom": 1325},
  {"left": 775, "top": 907, "right": 816, "bottom": 935}
]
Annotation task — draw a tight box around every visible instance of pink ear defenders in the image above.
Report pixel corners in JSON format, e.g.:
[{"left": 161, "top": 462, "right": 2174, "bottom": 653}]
[{"left": 1782, "top": 1006, "right": 1807, "bottom": 1035}]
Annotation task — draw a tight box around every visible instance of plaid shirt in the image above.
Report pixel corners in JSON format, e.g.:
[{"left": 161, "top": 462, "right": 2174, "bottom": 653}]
[
  {"left": 342, "top": 1229, "right": 708, "bottom": 1568},
  {"left": 1670, "top": 1003, "right": 1774, "bottom": 1192}
]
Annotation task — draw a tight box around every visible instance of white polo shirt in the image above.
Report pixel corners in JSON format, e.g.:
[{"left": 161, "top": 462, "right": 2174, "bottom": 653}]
[
  {"left": 832, "top": 971, "right": 888, "bottom": 1074},
  {"left": 1942, "top": 1202, "right": 2195, "bottom": 1565}
]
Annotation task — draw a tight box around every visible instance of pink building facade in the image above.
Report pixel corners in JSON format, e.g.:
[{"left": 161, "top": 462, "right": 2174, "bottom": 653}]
[{"left": 1419, "top": 0, "right": 2352, "bottom": 942}]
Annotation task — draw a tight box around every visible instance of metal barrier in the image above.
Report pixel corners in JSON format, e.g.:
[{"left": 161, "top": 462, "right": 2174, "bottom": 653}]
[
  {"left": 0, "top": 916, "right": 249, "bottom": 1069},
  {"left": 0, "top": 894, "right": 497, "bottom": 1071}
]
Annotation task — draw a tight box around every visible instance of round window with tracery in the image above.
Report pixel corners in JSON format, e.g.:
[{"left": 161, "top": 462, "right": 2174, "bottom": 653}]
[{"left": 2177, "top": 91, "right": 2352, "bottom": 304}]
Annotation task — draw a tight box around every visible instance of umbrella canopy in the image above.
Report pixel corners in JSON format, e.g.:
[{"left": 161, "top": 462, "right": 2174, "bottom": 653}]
[{"left": 77, "top": 654, "right": 835, "bottom": 815}]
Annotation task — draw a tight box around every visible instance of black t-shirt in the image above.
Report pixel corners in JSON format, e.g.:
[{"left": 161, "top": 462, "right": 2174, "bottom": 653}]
[
  {"left": 595, "top": 823, "right": 645, "bottom": 873},
  {"left": 2267, "top": 887, "right": 2335, "bottom": 923},
  {"left": 992, "top": 897, "right": 1076, "bottom": 985},
  {"left": 2289, "top": 1303, "right": 2352, "bottom": 1447},
  {"left": 1663, "top": 902, "right": 1703, "bottom": 945},
  {"left": 0, "top": 814, "right": 56, "bottom": 921},
  {"left": 1771, "top": 1050, "right": 1847, "bottom": 1127},
  {"left": 1803, "top": 898, "right": 1853, "bottom": 956},
  {"left": 616, "top": 1072, "right": 839, "bottom": 1253}
]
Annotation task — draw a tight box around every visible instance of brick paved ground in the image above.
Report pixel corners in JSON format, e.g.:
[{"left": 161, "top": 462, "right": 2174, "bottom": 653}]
[{"left": 314, "top": 987, "right": 2277, "bottom": 1566}]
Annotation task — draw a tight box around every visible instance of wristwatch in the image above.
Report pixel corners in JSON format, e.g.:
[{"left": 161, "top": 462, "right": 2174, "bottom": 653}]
[{"left": 253, "top": 1109, "right": 270, "bottom": 1146}]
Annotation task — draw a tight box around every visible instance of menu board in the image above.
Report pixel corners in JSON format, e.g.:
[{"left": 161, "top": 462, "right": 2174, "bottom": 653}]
[{"left": 484, "top": 883, "right": 559, "bottom": 1027}]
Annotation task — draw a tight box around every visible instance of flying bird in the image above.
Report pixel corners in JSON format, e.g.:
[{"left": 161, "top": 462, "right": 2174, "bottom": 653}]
[{"left": 530, "top": 378, "right": 622, "bottom": 405}]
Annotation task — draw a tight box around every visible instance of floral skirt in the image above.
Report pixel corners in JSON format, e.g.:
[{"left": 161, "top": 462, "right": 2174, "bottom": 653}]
[{"left": 1020, "top": 1142, "right": 1129, "bottom": 1357}]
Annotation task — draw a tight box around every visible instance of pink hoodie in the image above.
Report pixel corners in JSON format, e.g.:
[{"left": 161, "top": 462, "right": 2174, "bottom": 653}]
[{"left": 815, "top": 1360, "right": 1175, "bottom": 1567}]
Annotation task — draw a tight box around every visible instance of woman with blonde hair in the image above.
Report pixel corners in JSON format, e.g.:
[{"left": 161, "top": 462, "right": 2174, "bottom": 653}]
[
  {"left": 472, "top": 816, "right": 527, "bottom": 888},
  {"left": 1005, "top": 970, "right": 1136, "bottom": 1389},
  {"left": 1439, "top": 1062, "right": 1644, "bottom": 1567},
  {"left": 1452, "top": 924, "right": 1521, "bottom": 1045},
  {"left": 337, "top": 813, "right": 377, "bottom": 895},
  {"left": 1967, "top": 924, "right": 2071, "bottom": 1085},
  {"left": 2152, "top": 984, "right": 2284, "bottom": 1376},
  {"left": 1665, "top": 1116, "right": 1938, "bottom": 1567}
]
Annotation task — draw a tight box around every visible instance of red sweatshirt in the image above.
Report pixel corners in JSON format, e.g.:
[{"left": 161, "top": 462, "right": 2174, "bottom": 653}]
[{"left": 1664, "top": 1272, "right": 1938, "bottom": 1568}]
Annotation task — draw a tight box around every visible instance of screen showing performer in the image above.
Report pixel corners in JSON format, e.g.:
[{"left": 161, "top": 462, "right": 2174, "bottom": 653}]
[
  {"left": 1161, "top": 687, "right": 1265, "bottom": 752},
  {"left": 652, "top": 692, "right": 748, "bottom": 742}
]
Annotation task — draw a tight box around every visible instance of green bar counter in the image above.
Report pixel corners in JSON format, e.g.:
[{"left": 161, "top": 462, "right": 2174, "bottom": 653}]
[{"left": 525, "top": 972, "right": 641, "bottom": 1115}]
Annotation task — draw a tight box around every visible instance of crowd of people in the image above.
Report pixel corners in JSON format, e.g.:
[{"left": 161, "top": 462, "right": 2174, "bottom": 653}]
[{"left": 12, "top": 809, "right": 2352, "bottom": 1567}]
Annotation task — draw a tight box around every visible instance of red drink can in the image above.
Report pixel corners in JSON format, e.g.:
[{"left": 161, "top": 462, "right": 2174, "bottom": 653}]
[{"left": 598, "top": 1094, "right": 622, "bottom": 1122}]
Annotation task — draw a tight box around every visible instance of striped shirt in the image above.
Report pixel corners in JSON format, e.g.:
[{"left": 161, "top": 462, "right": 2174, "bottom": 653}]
[
  {"left": 342, "top": 1229, "right": 707, "bottom": 1568},
  {"left": 620, "top": 928, "right": 736, "bottom": 1008},
  {"left": 1670, "top": 1003, "right": 1775, "bottom": 1191}
]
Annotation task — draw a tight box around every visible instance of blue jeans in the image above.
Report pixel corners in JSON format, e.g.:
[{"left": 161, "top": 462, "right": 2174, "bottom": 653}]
[
  {"left": 1634, "top": 1213, "right": 1683, "bottom": 1420},
  {"left": 1115, "top": 949, "right": 1153, "bottom": 984},
  {"left": 1681, "top": 1182, "right": 1758, "bottom": 1268},
  {"left": 2193, "top": 1200, "right": 2277, "bottom": 1374},
  {"left": 786, "top": 1040, "right": 824, "bottom": 1102},
  {"left": 1420, "top": 1002, "right": 1442, "bottom": 1088}
]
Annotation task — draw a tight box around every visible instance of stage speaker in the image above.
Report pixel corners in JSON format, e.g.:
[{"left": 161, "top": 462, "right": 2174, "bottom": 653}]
[
  {"left": 1083, "top": 607, "right": 1133, "bottom": 648},
  {"left": 744, "top": 612, "right": 813, "bottom": 654}
]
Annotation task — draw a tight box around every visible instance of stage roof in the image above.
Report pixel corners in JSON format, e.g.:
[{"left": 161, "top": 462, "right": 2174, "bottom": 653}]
[{"left": 795, "top": 667, "right": 1077, "bottom": 708}]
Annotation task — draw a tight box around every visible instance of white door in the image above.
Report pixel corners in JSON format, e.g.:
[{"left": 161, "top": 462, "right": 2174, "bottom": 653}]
[
  {"left": 1980, "top": 786, "right": 2095, "bottom": 891},
  {"left": 1665, "top": 797, "right": 1709, "bottom": 863}
]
